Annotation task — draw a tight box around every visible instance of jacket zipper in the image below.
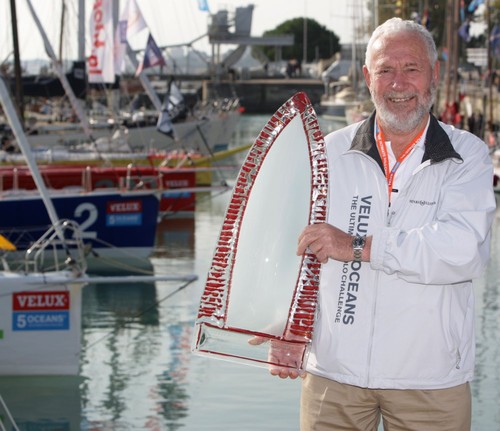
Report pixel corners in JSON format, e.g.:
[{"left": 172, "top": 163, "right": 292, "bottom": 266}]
[
  {"left": 365, "top": 163, "right": 431, "bottom": 384},
  {"left": 365, "top": 163, "right": 390, "bottom": 386},
  {"left": 348, "top": 149, "right": 392, "bottom": 386}
]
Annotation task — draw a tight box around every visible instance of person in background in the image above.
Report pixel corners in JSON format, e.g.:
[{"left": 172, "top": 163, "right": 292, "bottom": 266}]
[{"left": 291, "top": 17, "right": 495, "bottom": 430}]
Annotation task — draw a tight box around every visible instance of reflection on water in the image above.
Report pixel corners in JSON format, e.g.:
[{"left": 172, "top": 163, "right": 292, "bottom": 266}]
[
  {"left": 79, "top": 279, "right": 195, "bottom": 430},
  {"left": 0, "top": 116, "right": 499, "bottom": 430},
  {"left": 154, "top": 216, "right": 195, "bottom": 259},
  {"left": 0, "top": 376, "right": 83, "bottom": 430}
]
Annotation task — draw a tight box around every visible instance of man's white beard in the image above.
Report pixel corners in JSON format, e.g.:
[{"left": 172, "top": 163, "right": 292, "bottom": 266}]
[{"left": 371, "top": 83, "right": 437, "bottom": 134}]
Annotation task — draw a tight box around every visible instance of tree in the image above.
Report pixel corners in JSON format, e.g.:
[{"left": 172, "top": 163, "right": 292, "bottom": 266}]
[{"left": 259, "top": 18, "right": 340, "bottom": 63}]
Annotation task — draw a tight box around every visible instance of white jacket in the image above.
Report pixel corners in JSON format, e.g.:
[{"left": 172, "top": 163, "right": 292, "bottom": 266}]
[{"left": 306, "top": 113, "right": 496, "bottom": 390}]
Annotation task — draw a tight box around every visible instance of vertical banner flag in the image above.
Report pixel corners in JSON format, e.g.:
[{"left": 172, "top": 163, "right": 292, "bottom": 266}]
[
  {"left": 198, "top": 0, "right": 210, "bottom": 12},
  {"left": 114, "top": 0, "right": 148, "bottom": 74},
  {"left": 135, "top": 33, "right": 166, "bottom": 76},
  {"left": 88, "top": 0, "right": 115, "bottom": 83}
]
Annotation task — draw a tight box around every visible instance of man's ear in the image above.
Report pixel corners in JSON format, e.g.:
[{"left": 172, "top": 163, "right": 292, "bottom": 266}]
[{"left": 363, "top": 65, "right": 371, "bottom": 89}]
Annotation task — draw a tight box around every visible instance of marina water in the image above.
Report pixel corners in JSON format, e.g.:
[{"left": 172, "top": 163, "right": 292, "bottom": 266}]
[{"left": 0, "top": 115, "right": 499, "bottom": 430}]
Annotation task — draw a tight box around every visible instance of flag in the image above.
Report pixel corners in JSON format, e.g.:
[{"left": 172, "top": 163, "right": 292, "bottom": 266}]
[
  {"left": 441, "top": 47, "right": 448, "bottom": 62},
  {"left": 168, "top": 81, "right": 185, "bottom": 109},
  {"left": 458, "top": 20, "right": 471, "bottom": 42},
  {"left": 0, "top": 234, "right": 16, "bottom": 251},
  {"left": 135, "top": 33, "right": 166, "bottom": 76},
  {"left": 157, "top": 109, "right": 174, "bottom": 137},
  {"left": 491, "top": 24, "right": 500, "bottom": 60},
  {"left": 88, "top": 0, "right": 115, "bottom": 83},
  {"left": 421, "top": 8, "right": 430, "bottom": 29},
  {"left": 126, "top": 0, "right": 147, "bottom": 35},
  {"left": 114, "top": 0, "right": 148, "bottom": 73},
  {"left": 198, "top": 0, "right": 210, "bottom": 12},
  {"left": 157, "top": 80, "right": 186, "bottom": 138},
  {"left": 468, "top": 0, "right": 485, "bottom": 13}
]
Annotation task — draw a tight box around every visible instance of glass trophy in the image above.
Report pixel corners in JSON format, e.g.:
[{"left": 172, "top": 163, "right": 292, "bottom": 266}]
[{"left": 193, "top": 92, "right": 328, "bottom": 374}]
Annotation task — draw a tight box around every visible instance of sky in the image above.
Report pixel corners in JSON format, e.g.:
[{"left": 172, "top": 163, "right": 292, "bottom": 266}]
[{"left": 0, "top": 0, "right": 364, "bottom": 65}]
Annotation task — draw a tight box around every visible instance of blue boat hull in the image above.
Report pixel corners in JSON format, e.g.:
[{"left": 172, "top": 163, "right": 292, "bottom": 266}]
[{"left": 0, "top": 191, "right": 160, "bottom": 271}]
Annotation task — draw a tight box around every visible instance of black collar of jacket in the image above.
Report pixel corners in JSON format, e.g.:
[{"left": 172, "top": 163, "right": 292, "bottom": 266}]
[{"left": 350, "top": 111, "right": 463, "bottom": 174}]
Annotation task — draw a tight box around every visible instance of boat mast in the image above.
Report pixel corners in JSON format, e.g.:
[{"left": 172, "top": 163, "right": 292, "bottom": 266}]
[
  {"left": 9, "top": 0, "right": 24, "bottom": 126},
  {"left": 78, "top": 0, "right": 85, "bottom": 60},
  {"left": 351, "top": 0, "right": 358, "bottom": 94},
  {"left": 0, "top": 77, "right": 64, "bottom": 239},
  {"left": 486, "top": 0, "right": 494, "bottom": 136},
  {"left": 126, "top": 44, "right": 162, "bottom": 111},
  {"left": 444, "top": 0, "right": 453, "bottom": 106},
  {"left": 303, "top": 0, "right": 308, "bottom": 65},
  {"left": 58, "top": 0, "right": 66, "bottom": 62},
  {"left": 451, "top": 0, "right": 459, "bottom": 104},
  {"left": 24, "top": 0, "right": 93, "bottom": 139}
]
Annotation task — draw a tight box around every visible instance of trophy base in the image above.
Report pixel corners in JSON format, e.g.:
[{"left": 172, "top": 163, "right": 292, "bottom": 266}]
[{"left": 193, "top": 323, "right": 310, "bottom": 372}]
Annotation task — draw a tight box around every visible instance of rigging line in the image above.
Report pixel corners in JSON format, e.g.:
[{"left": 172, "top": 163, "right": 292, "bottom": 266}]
[
  {"left": 84, "top": 236, "right": 153, "bottom": 258},
  {"left": 160, "top": 182, "right": 232, "bottom": 215},
  {"left": 83, "top": 277, "right": 197, "bottom": 352},
  {"left": 0, "top": 394, "right": 20, "bottom": 431},
  {"left": 195, "top": 125, "right": 228, "bottom": 187},
  {"left": 83, "top": 252, "right": 156, "bottom": 275},
  {"left": 158, "top": 186, "right": 232, "bottom": 220},
  {"left": 83, "top": 245, "right": 156, "bottom": 273}
]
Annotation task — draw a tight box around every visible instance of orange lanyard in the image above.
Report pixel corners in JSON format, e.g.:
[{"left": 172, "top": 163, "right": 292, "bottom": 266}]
[{"left": 375, "top": 121, "right": 425, "bottom": 205}]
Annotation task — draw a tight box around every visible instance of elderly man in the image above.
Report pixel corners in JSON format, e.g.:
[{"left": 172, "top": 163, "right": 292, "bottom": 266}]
[{"left": 294, "top": 17, "right": 495, "bottom": 431}]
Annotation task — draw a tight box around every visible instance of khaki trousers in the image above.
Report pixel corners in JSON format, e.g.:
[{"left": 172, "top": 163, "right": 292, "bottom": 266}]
[{"left": 300, "top": 373, "right": 471, "bottom": 431}]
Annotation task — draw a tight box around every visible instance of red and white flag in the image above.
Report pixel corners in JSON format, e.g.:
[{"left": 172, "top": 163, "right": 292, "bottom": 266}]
[{"left": 88, "top": 0, "right": 115, "bottom": 83}]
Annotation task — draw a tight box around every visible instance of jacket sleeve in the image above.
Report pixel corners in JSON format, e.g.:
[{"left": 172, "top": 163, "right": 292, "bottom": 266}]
[{"left": 370, "top": 135, "right": 496, "bottom": 285}]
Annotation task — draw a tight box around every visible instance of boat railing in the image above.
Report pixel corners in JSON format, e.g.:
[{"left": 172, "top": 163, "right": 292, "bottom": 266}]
[
  {"left": 0, "top": 167, "right": 19, "bottom": 196},
  {"left": 80, "top": 164, "right": 165, "bottom": 192},
  {"left": 123, "top": 163, "right": 164, "bottom": 191},
  {"left": 24, "top": 219, "right": 87, "bottom": 275}
]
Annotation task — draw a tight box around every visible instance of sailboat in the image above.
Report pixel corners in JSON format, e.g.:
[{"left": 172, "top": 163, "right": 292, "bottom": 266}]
[
  {"left": 0, "top": 74, "right": 90, "bottom": 375},
  {"left": 7, "top": 0, "right": 241, "bottom": 157},
  {"left": 0, "top": 1, "right": 236, "bottom": 273},
  {"left": 319, "top": 0, "right": 370, "bottom": 123},
  {"left": 0, "top": 76, "right": 199, "bottom": 375}
]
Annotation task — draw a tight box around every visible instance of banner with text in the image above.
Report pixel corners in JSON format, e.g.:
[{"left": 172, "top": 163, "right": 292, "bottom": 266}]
[{"left": 88, "top": 0, "right": 115, "bottom": 83}]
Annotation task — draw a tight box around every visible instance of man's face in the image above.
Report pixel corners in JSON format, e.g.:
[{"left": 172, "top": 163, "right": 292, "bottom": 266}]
[{"left": 363, "top": 32, "right": 439, "bottom": 133}]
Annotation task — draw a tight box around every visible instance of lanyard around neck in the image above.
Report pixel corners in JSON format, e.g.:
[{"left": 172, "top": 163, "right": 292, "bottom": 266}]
[{"left": 375, "top": 120, "right": 425, "bottom": 205}]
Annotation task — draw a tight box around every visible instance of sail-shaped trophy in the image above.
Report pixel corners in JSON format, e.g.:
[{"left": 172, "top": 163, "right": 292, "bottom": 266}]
[{"left": 193, "top": 92, "right": 329, "bottom": 374}]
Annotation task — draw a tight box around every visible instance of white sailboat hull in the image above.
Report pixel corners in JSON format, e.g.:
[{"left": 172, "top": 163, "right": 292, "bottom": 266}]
[
  {"left": 0, "top": 272, "right": 86, "bottom": 375},
  {"left": 25, "top": 110, "right": 241, "bottom": 153}
]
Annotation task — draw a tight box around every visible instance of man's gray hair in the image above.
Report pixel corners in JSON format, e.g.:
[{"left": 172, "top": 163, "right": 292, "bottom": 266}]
[{"left": 365, "top": 17, "right": 438, "bottom": 70}]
